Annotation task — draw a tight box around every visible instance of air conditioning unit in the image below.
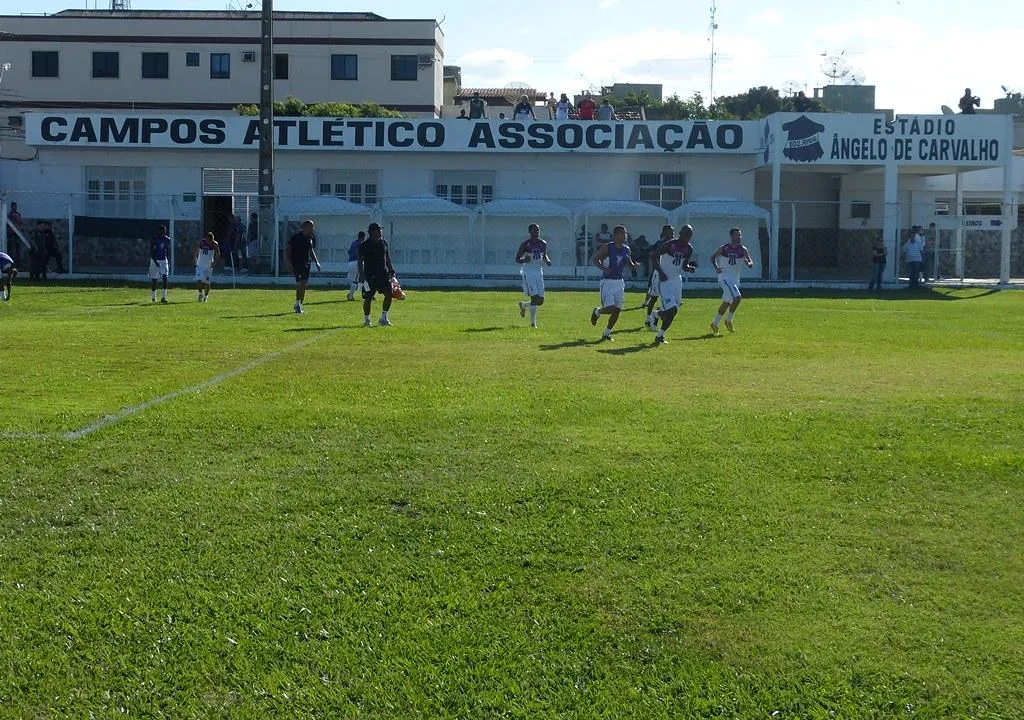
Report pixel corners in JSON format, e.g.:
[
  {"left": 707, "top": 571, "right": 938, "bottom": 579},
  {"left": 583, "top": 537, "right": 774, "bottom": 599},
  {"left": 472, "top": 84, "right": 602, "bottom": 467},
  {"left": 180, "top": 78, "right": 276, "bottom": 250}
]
[
  {"left": 417, "top": 54, "right": 434, "bottom": 67},
  {"left": 241, "top": 51, "right": 257, "bottom": 63}
]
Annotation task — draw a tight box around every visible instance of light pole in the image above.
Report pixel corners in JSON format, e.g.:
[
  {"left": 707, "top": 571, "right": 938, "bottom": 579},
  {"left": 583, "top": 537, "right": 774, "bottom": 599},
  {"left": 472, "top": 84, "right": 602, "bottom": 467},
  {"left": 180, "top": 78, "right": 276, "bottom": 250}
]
[{"left": 258, "top": 0, "right": 276, "bottom": 275}]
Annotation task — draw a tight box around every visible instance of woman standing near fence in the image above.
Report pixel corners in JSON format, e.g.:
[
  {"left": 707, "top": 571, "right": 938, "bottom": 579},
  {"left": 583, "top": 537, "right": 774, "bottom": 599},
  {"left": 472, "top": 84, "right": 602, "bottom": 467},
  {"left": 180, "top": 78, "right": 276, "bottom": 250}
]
[{"left": 868, "top": 234, "right": 887, "bottom": 290}]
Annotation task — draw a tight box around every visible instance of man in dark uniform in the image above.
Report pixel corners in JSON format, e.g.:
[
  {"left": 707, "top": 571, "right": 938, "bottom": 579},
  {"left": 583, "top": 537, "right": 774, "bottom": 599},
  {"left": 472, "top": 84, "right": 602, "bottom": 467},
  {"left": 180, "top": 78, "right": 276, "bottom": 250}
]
[
  {"left": 358, "top": 222, "right": 397, "bottom": 327},
  {"left": 285, "top": 219, "right": 320, "bottom": 314}
]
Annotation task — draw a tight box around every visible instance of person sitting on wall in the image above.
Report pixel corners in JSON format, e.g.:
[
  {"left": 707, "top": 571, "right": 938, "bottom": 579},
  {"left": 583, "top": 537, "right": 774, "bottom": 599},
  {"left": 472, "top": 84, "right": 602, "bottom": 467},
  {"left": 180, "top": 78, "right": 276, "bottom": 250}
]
[
  {"left": 793, "top": 91, "right": 813, "bottom": 113},
  {"left": 958, "top": 88, "right": 980, "bottom": 114}
]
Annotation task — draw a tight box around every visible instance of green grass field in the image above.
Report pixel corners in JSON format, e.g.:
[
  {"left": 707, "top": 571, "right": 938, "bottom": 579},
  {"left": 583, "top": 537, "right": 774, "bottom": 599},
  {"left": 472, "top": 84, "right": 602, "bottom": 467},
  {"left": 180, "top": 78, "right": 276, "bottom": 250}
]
[{"left": 2, "top": 283, "right": 1022, "bottom": 719}]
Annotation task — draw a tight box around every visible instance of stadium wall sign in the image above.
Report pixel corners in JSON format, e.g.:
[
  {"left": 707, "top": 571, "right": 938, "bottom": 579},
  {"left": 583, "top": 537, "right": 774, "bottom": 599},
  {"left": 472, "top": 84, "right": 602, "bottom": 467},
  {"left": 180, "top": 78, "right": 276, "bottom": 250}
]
[
  {"left": 24, "top": 114, "right": 759, "bottom": 154},
  {"left": 766, "top": 112, "right": 1010, "bottom": 166}
]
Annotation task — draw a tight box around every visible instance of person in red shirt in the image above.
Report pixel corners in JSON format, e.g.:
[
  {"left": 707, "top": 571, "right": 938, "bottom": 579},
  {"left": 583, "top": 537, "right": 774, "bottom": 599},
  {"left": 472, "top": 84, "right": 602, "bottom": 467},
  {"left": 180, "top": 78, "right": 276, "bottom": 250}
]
[{"left": 578, "top": 94, "right": 597, "bottom": 120}]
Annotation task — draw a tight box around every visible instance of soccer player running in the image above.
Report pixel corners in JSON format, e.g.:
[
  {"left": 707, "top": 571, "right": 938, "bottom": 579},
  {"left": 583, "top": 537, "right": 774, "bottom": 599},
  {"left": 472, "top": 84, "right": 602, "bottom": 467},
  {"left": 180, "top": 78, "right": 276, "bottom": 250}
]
[
  {"left": 709, "top": 227, "right": 754, "bottom": 334},
  {"left": 346, "top": 231, "right": 364, "bottom": 301},
  {"left": 149, "top": 225, "right": 171, "bottom": 303},
  {"left": 590, "top": 224, "right": 639, "bottom": 341},
  {"left": 0, "top": 251, "right": 17, "bottom": 302},
  {"left": 286, "top": 219, "right": 321, "bottom": 314},
  {"left": 516, "top": 223, "right": 551, "bottom": 328},
  {"left": 650, "top": 224, "right": 697, "bottom": 344},
  {"left": 358, "top": 222, "right": 397, "bottom": 327},
  {"left": 194, "top": 231, "right": 220, "bottom": 302},
  {"left": 644, "top": 224, "right": 676, "bottom": 330}
]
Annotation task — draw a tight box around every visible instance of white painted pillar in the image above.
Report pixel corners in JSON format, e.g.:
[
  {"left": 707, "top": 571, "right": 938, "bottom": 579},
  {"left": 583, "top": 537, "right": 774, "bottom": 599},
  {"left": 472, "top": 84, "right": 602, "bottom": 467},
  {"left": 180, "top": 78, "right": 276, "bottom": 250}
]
[
  {"left": 999, "top": 129, "right": 1014, "bottom": 284},
  {"left": 883, "top": 161, "right": 899, "bottom": 284},
  {"left": 770, "top": 160, "right": 781, "bottom": 282},
  {"left": 954, "top": 172, "right": 965, "bottom": 279}
]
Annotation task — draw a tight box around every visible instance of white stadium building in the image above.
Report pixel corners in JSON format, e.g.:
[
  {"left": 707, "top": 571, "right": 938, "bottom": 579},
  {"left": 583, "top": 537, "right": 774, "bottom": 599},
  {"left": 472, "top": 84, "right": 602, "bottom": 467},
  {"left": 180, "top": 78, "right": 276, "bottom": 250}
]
[{"left": 1, "top": 9, "right": 1021, "bottom": 285}]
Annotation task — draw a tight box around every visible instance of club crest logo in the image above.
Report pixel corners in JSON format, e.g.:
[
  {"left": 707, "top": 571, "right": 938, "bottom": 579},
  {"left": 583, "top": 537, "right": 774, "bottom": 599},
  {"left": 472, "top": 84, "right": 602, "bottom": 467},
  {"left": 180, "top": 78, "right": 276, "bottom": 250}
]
[{"left": 781, "top": 115, "right": 825, "bottom": 162}]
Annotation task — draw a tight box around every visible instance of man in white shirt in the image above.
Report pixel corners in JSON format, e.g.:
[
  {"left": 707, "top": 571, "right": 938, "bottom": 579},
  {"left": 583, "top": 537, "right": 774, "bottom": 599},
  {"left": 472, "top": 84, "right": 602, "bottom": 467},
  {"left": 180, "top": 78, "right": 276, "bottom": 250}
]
[{"left": 902, "top": 226, "right": 926, "bottom": 289}]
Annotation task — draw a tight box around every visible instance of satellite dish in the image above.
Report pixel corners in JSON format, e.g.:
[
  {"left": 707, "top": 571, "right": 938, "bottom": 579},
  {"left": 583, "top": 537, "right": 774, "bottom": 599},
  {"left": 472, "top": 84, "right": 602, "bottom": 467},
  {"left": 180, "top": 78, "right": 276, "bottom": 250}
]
[
  {"left": 940, "top": 105, "right": 955, "bottom": 116},
  {"left": 506, "top": 81, "right": 531, "bottom": 89}
]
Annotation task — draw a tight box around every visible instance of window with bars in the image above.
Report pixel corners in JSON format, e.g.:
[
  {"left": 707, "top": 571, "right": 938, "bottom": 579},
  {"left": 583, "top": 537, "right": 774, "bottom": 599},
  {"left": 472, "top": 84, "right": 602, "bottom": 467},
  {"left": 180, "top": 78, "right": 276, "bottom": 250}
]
[
  {"left": 210, "top": 53, "right": 230, "bottom": 79},
  {"left": 331, "top": 54, "right": 358, "bottom": 81},
  {"left": 92, "top": 51, "right": 119, "bottom": 79},
  {"left": 316, "top": 171, "right": 380, "bottom": 205},
  {"left": 31, "top": 51, "right": 59, "bottom": 78},
  {"left": 142, "top": 52, "right": 169, "bottom": 79},
  {"left": 434, "top": 171, "right": 495, "bottom": 206},
  {"left": 638, "top": 172, "right": 685, "bottom": 210},
  {"left": 84, "top": 167, "right": 147, "bottom": 217}
]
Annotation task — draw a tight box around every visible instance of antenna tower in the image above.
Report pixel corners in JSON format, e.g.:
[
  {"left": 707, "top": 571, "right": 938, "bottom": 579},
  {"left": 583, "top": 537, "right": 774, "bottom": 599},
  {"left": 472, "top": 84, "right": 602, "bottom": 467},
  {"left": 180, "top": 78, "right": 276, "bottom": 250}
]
[{"left": 708, "top": 1, "right": 718, "bottom": 102}]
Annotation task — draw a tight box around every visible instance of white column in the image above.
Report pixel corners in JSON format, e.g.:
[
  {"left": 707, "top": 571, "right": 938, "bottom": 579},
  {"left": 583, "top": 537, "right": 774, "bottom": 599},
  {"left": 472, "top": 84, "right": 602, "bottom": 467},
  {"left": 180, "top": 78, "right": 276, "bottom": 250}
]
[
  {"left": 954, "top": 172, "right": 965, "bottom": 279},
  {"left": 883, "top": 161, "right": 899, "bottom": 284},
  {"left": 999, "top": 131, "right": 1014, "bottom": 284},
  {"left": 770, "top": 161, "right": 781, "bottom": 282}
]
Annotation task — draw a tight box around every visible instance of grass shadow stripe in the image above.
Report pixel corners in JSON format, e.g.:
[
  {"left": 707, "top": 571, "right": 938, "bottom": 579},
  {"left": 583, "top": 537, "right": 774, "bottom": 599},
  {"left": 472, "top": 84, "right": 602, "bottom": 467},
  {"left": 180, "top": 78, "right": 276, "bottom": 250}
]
[{"left": 62, "top": 328, "right": 342, "bottom": 441}]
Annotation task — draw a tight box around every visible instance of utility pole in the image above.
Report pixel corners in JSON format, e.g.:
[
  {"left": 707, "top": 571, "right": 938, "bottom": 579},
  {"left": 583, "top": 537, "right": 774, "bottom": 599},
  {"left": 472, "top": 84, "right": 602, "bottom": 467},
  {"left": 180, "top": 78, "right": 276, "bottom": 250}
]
[{"left": 259, "top": 0, "right": 276, "bottom": 274}]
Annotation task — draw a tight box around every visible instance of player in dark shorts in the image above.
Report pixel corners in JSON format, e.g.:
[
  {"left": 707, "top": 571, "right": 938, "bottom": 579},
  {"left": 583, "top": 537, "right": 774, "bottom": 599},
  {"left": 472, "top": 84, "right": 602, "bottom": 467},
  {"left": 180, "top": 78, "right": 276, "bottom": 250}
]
[
  {"left": 285, "top": 219, "right": 321, "bottom": 314},
  {"left": 358, "top": 222, "right": 397, "bottom": 327},
  {"left": 0, "top": 251, "right": 17, "bottom": 302}
]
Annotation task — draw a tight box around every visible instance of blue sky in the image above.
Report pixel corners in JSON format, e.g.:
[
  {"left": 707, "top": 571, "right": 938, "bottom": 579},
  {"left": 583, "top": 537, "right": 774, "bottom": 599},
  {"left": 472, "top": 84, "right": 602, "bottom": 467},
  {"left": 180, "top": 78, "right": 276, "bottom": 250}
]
[{"left": 3, "top": 0, "right": 1021, "bottom": 113}]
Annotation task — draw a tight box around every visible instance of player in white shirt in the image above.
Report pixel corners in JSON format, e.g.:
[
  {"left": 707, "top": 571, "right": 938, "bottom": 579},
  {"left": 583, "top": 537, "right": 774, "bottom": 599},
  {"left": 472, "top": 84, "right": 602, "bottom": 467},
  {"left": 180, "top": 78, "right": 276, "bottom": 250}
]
[
  {"left": 709, "top": 227, "right": 753, "bottom": 334},
  {"left": 193, "top": 231, "right": 220, "bottom": 302},
  {"left": 515, "top": 224, "right": 551, "bottom": 328},
  {"left": 649, "top": 225, "right": 696, "bottom": 344}
]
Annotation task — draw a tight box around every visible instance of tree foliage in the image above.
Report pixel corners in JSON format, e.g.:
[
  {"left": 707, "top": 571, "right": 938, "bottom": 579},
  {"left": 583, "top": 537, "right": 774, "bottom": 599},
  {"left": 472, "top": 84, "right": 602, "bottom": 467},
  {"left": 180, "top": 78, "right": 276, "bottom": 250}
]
[
  {"left": 615, "top": 87, "right": 828, "bottom": 120},
  {"left": 235, "top": 96, "right": 404, "bottom": 118}
]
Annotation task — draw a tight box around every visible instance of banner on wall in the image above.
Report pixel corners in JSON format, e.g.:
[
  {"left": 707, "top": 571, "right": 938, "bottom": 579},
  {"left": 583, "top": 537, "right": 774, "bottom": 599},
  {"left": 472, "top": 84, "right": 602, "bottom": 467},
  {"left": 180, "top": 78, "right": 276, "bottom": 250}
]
[
  {"left": 761, "top": 113, "right": 1011, "bottom": 167},
  {"left": 25, "top": 114, "right": 761, "bottom": 154}
]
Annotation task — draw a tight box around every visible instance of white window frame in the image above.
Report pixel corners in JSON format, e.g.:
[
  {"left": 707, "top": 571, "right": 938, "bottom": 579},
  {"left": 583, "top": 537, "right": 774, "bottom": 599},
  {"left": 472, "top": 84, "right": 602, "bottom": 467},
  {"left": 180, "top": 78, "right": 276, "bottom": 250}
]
[
  {"left": 638, "top": 172, "right": 685, "bottom": 210},
  {"left": 433, "top": 171, "right": 495, "bottom": 206},
  {"left": 316, "top": 170, "right": 380, "bottom": 205},
  {"left": 84, "top": 167, "right": 148, "bottom": 217}
]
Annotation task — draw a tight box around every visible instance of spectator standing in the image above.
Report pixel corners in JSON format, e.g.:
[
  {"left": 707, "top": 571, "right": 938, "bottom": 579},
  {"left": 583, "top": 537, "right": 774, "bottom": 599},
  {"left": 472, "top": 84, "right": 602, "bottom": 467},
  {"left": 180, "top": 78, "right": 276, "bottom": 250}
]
[
  {"left": 793, "top": 91, "right": 813, "bottom": 112},
  {"left": 40, "top": 221, "right": 64, "bottom": 274},
  {"left": 512, "top": 94, "right": 535, "bottom": 122},
  {"left": 924, "top": 222, "right": 939, "bottom": 281},
  {"left": 456, "top": 108, "right": 469, "bottom": 120},
  {"left": 29, "top": 221, "right": 49, "bottom": 280},
  {"left": 6, "top": 202, "right": 23, "bottom": 261},
  {"left": 246, "top": 212, "right": 259, "bottom": 271},
  {"left": 575, "top": 224, "right": 591, "bottom": 266},
  {"left": 231, "top": 214, "right": 246, "bottom": 270},
  {"left": 346, "top": 230, "right": 364, "bottom": 300},
  {"left": 597, "top": 99, "right": 617, "bottom": 121},
  {"left": 578, "top": 94, "right": 597, "bottom": 120},
  {"left": 468, "top": 91, "right": 487, "bottom": 119},
  {"left": 868, "top": 233, "right": 887, "bottom": 290},
  {"left": 958, "top": 88, "right": 980, "bottom": 114},
  {"left": 902, "top": 226, "right": 926, "bottom": 289},
  {"left": 554, "top": 93, "right": 573, "bottom": 120}
]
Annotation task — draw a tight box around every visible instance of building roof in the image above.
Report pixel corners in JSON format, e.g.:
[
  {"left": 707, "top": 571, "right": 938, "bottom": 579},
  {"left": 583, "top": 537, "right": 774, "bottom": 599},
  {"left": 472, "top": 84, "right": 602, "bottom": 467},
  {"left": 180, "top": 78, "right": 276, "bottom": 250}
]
[
  {"left": 47, "top": 9, "right": 392, "bottom": 21},
  {"left": 457, "top": 88, "right": 545, "bottom": 100}
]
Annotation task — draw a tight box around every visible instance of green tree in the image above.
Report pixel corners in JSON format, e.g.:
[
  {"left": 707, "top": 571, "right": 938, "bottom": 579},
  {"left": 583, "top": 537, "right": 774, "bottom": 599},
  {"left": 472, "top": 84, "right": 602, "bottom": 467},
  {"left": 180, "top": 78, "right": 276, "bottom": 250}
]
[{"left": 235, "top": 96, "right": 403, "bottom": 118}]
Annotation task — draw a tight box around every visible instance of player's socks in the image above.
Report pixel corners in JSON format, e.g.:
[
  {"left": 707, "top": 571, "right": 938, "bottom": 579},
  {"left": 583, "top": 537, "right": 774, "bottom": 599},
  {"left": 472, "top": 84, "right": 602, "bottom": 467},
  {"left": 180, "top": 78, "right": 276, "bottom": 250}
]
[
  {"left": 519, "top": 301, "right": 527, "bottom": 318},
  {"left": 151, "top": 290, "right": 156, "bottom": 301},
  {"left": 655, "top": 330, "right": 666, "bottom": 344},
  {"left": 529, "top": 305, "right": 538, "bottom": 325},
  {"left": 364, "top": 314, "right": 372, "bottom": 327},
  {"left": 713, "top": 313, "right": 722, "bottom": 325},
  {"left": 602, "top": 328, "right": 612, "bottom": 340}
]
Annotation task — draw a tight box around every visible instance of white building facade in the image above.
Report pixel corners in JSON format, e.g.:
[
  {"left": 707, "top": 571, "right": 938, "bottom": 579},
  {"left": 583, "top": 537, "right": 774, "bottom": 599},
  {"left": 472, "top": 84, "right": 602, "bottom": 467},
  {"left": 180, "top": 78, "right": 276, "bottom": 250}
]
[
  {"left": 0, "top": 10, "right": 444, "bottom": 117},
  {"left": 3, "top": 112, "right": 1021, "bottom": 285}
]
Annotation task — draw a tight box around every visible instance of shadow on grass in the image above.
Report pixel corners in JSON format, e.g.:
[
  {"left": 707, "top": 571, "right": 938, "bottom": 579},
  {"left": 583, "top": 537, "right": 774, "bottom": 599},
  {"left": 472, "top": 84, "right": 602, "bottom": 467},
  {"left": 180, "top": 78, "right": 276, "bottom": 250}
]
[
  {"left": 539, "top": 338, "right": 604, "bottom": 351},
  {"left": 283, "top": 325, "right": 347, "bottom": 333},
  {"left": 221, "top": 311, "right": 297, "bottom": 319},
  {"left": 463, "top": 326, "right": 506, "bottom": 333},
  {"left": 678, "top": 332, "right": 721, "bottom": 341},
  {"left": 597, "top": 343, "right": 654, "bottom": 356},
  {"left": 301, "top": 299, "right": 346, "bottom": 307}
]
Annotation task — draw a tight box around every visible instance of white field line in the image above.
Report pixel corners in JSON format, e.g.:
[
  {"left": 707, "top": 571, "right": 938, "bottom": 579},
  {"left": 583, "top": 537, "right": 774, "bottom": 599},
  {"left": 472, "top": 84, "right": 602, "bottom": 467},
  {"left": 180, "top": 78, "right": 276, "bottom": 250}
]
[{"left": 5, "top": 329, "right": 339, "bottom": 443}]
